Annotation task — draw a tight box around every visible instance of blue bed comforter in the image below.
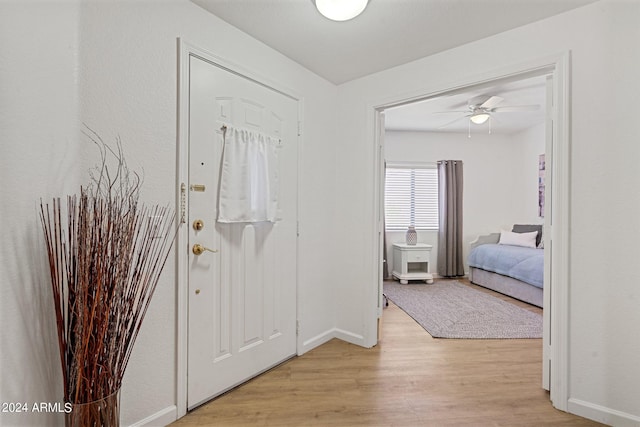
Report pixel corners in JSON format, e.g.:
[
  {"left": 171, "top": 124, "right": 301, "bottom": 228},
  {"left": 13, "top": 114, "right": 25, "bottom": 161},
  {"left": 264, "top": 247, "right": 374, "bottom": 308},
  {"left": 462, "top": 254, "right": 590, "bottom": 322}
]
[{"left": 468, "top": 244, "right": 543, "bottom": 288}]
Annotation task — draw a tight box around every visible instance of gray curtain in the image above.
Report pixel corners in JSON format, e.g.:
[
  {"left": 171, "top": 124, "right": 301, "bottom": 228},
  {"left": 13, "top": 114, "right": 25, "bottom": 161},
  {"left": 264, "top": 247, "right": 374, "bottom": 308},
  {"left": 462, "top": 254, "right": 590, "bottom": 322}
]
[{"left": 437, "top": 160, "right": 465, "bottom": 277}]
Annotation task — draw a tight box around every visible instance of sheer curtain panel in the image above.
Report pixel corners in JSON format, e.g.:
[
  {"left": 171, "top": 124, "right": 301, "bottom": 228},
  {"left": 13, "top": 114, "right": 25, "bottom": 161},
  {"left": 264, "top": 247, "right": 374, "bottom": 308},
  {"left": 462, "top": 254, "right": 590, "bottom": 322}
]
[{"left": 218, "top": 125, "right": 281, "bottom": 223}]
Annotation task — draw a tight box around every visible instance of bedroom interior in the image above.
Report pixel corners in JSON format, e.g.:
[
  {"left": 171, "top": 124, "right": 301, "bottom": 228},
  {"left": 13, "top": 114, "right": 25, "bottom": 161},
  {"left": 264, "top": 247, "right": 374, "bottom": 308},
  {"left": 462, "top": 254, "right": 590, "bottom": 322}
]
[
  {"left": 383, "top": 73, "right": 547, "bottom": 281},
  {"left": 380, "top": 69, "right": 553, "bottom": 394},
  {"left": 2, "top": 1, "right": 639, "bottom": 426}
]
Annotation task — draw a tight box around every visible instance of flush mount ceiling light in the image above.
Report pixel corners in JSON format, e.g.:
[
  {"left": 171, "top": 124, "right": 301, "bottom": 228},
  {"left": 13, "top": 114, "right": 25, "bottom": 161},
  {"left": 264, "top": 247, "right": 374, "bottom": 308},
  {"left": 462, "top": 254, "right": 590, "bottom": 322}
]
[
  {"left": 470, "top": 112, "right": 490, "bottom": 125},
  {"left": 313, "top": 0, "right": 369, "bottom": 21}
]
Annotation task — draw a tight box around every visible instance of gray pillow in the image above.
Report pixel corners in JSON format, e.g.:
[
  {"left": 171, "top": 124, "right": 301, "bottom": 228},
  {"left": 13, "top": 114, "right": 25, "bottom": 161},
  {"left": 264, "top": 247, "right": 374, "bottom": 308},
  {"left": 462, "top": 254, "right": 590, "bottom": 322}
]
[{"left": 512, "top": 224, "right": 543, "bottom": 247}]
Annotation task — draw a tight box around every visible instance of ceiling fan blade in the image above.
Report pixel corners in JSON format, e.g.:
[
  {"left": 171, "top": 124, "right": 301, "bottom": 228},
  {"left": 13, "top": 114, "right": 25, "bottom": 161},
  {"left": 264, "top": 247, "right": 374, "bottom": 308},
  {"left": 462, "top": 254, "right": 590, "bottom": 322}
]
[
  {"left": 492, "top": 105, "right": 540, "bottom": 112},
  {"left": 480, "top": 96, "right": 504, "bottom": 109},
  {"left": 437, "top": 115, "right": 470, "bottom": 129},
  {"left": 432, "top": 110, "right": 469, "bottom": 114}
]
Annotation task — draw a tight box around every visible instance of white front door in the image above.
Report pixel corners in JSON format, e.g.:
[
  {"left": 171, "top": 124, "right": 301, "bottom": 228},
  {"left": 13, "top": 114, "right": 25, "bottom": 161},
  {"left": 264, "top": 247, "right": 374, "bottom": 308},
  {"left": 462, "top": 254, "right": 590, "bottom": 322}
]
[{"left": 187, "top": 55, "right": 298, "bottom": 409}]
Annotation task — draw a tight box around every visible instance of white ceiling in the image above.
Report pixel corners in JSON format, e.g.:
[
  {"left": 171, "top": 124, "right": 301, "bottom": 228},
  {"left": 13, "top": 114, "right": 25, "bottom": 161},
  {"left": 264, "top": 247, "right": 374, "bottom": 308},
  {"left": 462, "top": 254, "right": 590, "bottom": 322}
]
[
  {"left": 190, "top": 0, "right": 594, "bottom": 134},
  {"left": 384, "top": 74, "right": 547, "bottom": 134},
  {"left": 191, "top": 0, "right": 596, "bottom": 85}
]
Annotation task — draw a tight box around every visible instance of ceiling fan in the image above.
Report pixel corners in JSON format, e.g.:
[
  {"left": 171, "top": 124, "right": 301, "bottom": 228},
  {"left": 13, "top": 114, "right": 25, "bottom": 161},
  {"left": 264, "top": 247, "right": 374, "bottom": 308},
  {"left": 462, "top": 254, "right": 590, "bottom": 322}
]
[{"left": 436, "top": 95, "right": 540, "bottom": 136}]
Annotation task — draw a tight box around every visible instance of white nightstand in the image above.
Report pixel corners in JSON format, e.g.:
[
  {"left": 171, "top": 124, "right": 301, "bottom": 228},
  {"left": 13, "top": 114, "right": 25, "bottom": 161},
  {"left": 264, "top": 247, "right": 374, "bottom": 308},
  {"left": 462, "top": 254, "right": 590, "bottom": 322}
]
[{"left": 391, "top": 243, "right": 434, "bottom": 284}]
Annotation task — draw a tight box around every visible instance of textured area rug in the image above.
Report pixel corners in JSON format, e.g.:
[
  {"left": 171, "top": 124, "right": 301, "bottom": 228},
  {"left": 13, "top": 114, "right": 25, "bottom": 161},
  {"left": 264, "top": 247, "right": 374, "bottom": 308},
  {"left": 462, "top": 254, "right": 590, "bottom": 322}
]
[{"left": 383, "top": 281, "right": 542, "bottom": 339}]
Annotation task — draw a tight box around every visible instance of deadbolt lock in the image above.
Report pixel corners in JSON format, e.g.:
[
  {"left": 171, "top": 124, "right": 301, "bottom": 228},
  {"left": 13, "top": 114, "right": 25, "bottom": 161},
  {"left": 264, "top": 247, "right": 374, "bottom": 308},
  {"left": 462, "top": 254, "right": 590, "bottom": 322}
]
[
  {"left": 193, "top": 219, "right": 204, "bottom": 231},
  {"left": 192, "top": 243, "right": 218, "bottom": 256}
]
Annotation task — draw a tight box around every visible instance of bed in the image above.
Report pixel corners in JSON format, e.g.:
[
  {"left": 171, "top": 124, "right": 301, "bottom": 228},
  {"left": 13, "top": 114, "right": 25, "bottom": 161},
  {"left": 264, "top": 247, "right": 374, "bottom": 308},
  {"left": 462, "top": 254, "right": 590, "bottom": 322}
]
[{"left": 468, "top": 224, "right": 544, "bottom": 308}]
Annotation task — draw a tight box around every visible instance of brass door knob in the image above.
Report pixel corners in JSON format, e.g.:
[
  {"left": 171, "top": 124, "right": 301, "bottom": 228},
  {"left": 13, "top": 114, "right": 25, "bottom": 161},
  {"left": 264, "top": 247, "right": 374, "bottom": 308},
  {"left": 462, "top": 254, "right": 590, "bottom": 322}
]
[{"left": 192, "top": 244, "right": 218, "bottom": 255}]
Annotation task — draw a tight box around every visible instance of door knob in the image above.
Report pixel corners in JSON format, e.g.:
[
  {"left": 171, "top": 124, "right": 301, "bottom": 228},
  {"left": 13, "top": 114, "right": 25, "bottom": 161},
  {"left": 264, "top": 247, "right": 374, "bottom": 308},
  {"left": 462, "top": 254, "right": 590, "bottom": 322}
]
[{"left": 192, "top": 244, "right": 218, "bottom": 255}]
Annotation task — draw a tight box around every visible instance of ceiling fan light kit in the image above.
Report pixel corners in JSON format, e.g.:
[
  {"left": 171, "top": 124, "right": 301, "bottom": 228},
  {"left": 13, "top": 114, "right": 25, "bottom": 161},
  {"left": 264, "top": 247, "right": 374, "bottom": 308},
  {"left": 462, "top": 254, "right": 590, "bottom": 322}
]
[
  {"left": 313, "top": 0, "right": 369, "bottom": 21},
  {"left": 470, "top": 112, "right": 490, "bottom": 124}
]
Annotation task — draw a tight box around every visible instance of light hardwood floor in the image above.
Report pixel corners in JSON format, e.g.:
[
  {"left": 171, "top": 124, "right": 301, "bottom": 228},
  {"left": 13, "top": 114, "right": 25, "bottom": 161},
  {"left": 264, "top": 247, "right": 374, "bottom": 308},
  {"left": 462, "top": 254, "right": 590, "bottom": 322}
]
[{"left": 171, "top": 279, "right": 602, "bottom": 426}]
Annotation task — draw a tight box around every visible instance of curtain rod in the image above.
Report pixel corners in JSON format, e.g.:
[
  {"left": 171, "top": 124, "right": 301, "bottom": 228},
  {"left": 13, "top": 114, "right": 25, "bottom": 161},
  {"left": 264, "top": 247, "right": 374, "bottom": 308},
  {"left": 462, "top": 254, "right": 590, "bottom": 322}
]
[{"left": 219, "top": 124, "right": 282, "bottom": 143}]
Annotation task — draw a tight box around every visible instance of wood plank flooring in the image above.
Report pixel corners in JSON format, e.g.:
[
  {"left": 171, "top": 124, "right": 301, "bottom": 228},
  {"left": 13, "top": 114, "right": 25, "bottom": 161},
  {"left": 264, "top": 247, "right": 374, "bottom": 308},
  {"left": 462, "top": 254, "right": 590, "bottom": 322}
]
[{"left": 171, "top": 279, "right": 602, "bottom": 426}]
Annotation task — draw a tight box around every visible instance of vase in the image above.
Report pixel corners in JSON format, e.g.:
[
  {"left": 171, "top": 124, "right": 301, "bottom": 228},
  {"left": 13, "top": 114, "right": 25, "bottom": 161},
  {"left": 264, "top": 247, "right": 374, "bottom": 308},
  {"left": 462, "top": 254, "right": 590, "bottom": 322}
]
[
  {"left": 405, "top": 226, "right": 417, "bottom": 245},
  {"left": 65, "top": 389, "right": 120, "bottom": 427}
]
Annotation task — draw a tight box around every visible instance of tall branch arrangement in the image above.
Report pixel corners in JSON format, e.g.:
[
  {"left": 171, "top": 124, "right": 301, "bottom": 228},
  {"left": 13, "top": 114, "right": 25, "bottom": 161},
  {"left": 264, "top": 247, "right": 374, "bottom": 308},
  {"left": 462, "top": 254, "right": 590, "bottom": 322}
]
[{"left": 39, "top": 130, "right": 176, "bottom": 424}]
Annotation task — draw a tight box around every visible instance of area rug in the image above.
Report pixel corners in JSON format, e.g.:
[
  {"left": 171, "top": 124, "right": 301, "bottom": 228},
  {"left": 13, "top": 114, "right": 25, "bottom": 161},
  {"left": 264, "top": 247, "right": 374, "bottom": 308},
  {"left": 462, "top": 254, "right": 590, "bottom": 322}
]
[{"left": 383, "top": 281, "right": 542, "bottom": 339}]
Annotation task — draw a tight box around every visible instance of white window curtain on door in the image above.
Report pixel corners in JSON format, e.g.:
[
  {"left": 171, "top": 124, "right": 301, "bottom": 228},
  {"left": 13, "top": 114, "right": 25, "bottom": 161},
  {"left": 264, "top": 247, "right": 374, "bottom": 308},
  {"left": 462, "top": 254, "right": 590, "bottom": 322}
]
[{"left": 217, "top": 125, "right": 281, "bottom": 223}]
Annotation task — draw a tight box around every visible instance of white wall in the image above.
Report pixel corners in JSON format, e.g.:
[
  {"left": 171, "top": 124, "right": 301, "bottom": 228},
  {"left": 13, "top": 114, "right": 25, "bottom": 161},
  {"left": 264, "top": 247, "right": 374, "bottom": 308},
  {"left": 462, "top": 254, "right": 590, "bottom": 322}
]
[
  {"left": 1, "top": 0, "right": 338, "bottom": 425},
  {"left": 384, "top": 128, "right": 544, "bottom": 275},
  {"left": 335, "top": 0, "right": 640, "bottom": 423},
  {"left": 0, "top": 2, "right": 81, "bottom": 426}
]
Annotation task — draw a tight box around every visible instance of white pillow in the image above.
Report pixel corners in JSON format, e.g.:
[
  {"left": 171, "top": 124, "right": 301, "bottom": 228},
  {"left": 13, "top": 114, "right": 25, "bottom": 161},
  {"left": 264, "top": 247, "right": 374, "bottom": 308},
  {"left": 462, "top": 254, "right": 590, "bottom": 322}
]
[{"left": 498, "top": 230, "right": 538, "bottom": 248}]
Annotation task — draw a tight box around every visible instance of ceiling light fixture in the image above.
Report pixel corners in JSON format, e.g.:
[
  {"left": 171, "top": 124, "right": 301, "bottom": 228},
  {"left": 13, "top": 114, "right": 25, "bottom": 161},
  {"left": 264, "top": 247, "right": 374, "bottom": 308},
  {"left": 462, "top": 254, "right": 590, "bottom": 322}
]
[
  {"left": 313, "top": 0, "right": 369, "bottom": 21},
  {"left": 470, "top": 112, "right": 490, "bottom": 124}
]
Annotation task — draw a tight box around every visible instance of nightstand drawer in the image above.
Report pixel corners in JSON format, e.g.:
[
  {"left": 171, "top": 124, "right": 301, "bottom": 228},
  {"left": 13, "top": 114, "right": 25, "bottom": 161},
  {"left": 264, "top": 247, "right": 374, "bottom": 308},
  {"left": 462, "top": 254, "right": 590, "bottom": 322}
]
[{"left": 406, "top": 251, "right": 428, "bottom": 263}]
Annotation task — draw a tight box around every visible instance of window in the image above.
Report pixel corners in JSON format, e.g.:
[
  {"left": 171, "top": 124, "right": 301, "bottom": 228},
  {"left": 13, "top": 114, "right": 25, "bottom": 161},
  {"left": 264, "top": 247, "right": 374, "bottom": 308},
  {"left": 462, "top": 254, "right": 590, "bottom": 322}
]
[{"left": 384, "top": 163, "right": 438, "bottom": 230}]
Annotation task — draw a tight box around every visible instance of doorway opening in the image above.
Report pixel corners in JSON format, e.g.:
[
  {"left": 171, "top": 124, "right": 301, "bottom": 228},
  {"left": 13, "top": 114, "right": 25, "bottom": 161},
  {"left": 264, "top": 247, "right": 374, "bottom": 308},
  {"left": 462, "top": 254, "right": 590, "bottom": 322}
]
[
  {"left": 370, "top": 55, "right": 571, "bottom": 411},
  {"left": 382, "top": 70, "right": 548, "bottom": 371}
]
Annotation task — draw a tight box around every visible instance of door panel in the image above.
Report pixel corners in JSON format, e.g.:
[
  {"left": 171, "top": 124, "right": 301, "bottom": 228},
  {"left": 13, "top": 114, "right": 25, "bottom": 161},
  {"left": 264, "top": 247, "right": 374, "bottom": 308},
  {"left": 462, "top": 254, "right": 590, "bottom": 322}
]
[{"left": 187, "top": 55, "right": 298, "bottom": 409}]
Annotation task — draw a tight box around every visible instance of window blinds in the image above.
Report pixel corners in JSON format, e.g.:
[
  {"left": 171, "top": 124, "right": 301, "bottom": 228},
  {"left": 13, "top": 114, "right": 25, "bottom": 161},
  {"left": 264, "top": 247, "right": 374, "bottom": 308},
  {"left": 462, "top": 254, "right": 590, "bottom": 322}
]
[{"left": 384, "top": 165, "right": 438, "bottom": 230}]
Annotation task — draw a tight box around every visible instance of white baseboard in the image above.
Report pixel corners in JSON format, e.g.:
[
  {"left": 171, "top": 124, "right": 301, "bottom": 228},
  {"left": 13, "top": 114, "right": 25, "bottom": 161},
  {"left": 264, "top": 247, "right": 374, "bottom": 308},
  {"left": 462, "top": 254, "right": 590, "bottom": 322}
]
[
  {"left": 300, "top": 327, "right": 366, "bottom": 355},
  {"left": 568, "top": 398, "right": 640, "bottom": 427},
  {"left": 333, "top": 328, "right": 365, "bottom": 346},
  {"left": 300, "top": 328, "right": 336, "bottom": 354},
  {"left": 128, "top": 405, "right": 177, "bottom": 427}
]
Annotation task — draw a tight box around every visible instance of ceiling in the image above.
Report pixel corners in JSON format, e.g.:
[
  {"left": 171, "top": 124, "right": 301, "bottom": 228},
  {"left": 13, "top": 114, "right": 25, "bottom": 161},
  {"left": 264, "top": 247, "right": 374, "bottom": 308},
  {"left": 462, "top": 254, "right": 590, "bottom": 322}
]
[
  {"left": 190, "top": 0, "right": 594, "bottom": 134},
  {"left": 384, "top": 74, "right": 547, "bottom": 134},
  {"left": 191, "top": 0, "right": 596, "bottom": 85}
]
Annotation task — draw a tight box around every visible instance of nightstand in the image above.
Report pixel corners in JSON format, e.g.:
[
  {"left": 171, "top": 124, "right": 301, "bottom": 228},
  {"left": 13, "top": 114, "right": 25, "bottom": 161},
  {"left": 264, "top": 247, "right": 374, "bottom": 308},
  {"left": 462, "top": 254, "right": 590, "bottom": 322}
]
[{"left": 391, "top": 243, "right": 434, "bottom": 284}]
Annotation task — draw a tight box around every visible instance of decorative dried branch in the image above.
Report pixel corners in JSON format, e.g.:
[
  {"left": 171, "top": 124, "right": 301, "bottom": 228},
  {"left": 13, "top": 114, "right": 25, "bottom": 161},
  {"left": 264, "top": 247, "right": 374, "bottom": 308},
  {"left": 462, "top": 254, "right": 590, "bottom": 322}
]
[{"left": 39, "top": 130, "right": 176, "bottom": 423}]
